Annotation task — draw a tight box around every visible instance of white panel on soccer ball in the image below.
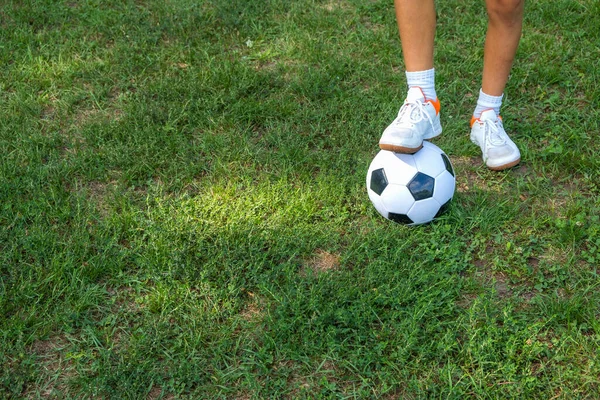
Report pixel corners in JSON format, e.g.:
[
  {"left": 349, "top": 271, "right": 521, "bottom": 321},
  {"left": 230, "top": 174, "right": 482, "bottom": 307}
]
[
  {"left": 412, "top": 142, "right": 446, "bottom": 178},
  {"left": 433, "top": 170, "right": 456, "bottom": 204},
  {"left": 407, "top": 197, "right": 441, "bottom": 225},
  {"left": 368, "top": 150, "right": 389, "bottom": 171},
  {"left": 392, "top": 151, "right": 418, "bottom": 169},
  {"left": 387, "top": 154, "right": 418, "bottom": 186},
  {"left": 367, "top": 190, "right": 388, "bottom": 219},
  {"left": 380, "top": 184, "right": 415, "bottom": 215}
]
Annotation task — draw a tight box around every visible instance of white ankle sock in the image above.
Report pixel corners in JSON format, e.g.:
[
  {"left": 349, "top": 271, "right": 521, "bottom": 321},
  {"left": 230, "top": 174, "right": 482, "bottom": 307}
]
[
  {"left": 473, "top": 89, "right": 503, "bottom": 119},
  {"left": 406, "top": 68, "right": 436, "bottom": 101}
]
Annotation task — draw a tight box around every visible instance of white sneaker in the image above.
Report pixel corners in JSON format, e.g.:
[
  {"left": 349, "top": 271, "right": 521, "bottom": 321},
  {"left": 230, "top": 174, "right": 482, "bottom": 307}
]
[
  {"left": 470, "top": 109, "right": 521, "bottom": 170},
  {"left": 379, "top": 87, "right": 442, "bottom": 154}
]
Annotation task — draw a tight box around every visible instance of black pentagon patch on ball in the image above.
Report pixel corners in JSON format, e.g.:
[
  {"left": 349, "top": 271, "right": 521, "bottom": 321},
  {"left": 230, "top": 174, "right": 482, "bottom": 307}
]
[
  {"left": 388, "top": 212, "right": 413, "bottom": 224},
  {"left": 441, "top": 153, "right": 454, "bottom": 177},
  {"left": 370, "top": 168, "right": 388, "bottom": 196},
  {"left": 407, "top": 172, "right": 435, "bottom": 200}
]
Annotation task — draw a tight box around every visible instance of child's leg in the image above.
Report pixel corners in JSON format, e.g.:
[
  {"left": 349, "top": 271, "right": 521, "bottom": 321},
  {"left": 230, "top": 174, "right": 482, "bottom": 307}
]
[
  {"left": 481, "top": 0, "right": 525, "bottom": 96},
  {"left": 394, "top": 0, "right": 436, "bottom": 72}
]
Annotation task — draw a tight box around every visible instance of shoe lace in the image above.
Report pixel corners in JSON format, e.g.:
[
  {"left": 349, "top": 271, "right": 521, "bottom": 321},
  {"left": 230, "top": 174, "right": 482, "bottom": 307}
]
[
  {"left": 482, "top": 118, "right": 507, "bottom": 147},
  {"left": 395, "top": 99, "right": 435, "bottom": 132}
]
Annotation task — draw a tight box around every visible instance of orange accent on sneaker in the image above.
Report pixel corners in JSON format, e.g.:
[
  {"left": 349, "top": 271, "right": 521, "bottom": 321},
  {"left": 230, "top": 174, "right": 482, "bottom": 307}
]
[
  {"left": 470, "top": 113, "right": 502, "bottom": 128},
  {"left": 427, "top": 98, "right": 441, "bottom": 115},
  {"left": 470, "top": 115, "right": 477, "bottom": 128}
]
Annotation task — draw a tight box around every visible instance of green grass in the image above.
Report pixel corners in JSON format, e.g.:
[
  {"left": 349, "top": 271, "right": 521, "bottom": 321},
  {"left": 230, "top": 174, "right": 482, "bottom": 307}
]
[{"left": 1, "top": 0, "right": 600, "bottom": 398}]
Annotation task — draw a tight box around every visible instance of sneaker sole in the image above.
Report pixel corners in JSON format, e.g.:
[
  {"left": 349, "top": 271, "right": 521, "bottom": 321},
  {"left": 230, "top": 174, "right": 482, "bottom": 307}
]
[
  {"left": 379, "top": 124, "right": 442, "bottom": 154},
  {"left": 488, "top": 158, "right": 521, "bottom": 171},
  {"left": 379, "top": 143, "right": 422, "bottom": 154}
]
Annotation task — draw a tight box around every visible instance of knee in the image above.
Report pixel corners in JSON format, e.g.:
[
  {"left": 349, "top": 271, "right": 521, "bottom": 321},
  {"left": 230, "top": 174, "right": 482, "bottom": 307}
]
[{"left": 486, "top": 0, "right": 524, "bottom": 24}]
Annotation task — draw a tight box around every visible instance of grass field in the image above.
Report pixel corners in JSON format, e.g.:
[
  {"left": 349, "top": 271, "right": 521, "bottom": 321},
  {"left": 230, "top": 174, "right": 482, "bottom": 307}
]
[{"left": 1, "top": 0, "right": 600, "bottom": 398}]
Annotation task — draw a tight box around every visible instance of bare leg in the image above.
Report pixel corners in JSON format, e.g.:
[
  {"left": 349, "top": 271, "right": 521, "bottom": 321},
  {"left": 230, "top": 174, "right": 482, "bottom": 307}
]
[
  {"left": 394, "top": 0, "right": 436, "bottom": 72},
  {"left": 481, "top": 0, "right": 525, "bottom": 95}
]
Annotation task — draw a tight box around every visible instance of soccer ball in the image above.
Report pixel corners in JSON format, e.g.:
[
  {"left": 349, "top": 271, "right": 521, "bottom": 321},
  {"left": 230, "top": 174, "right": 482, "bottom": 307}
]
[{"left": 366, "top": 141, "right": 455, "bottom": 225}]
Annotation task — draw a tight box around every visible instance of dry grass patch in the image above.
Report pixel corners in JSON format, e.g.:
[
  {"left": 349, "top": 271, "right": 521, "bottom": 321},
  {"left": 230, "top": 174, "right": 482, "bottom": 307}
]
[
  {"left": 81, "top": 180, "right": 119, "bottom": 218},
  {"left": 470, "top": 260, "right": 513, "bottom": 300},
  {"left": 286, "top": 359, "right": 344, "bottom": 398},
  {"left": 71, "top": 104, "right": 124, "bottom": 127},
  {"left": 70, "top": 85, "right": 125, "bottom": 128},
  {"left": 301, "top": 249, "right": 341, "bottom": 276},
  {"left": 147, "top": 385, "right": 174, "bottom": 400},
  {"left": 319, "top": 0, "right": 351, "bottom": 12},
  {"left": 107, "top": 284, "right": 145, "bottom": 314},
  {"left": 240, "top": 291, "right": 265, "bottom": 323},
  {"left": 25, "top": 335, "right": 75, "bottom": 398}
]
